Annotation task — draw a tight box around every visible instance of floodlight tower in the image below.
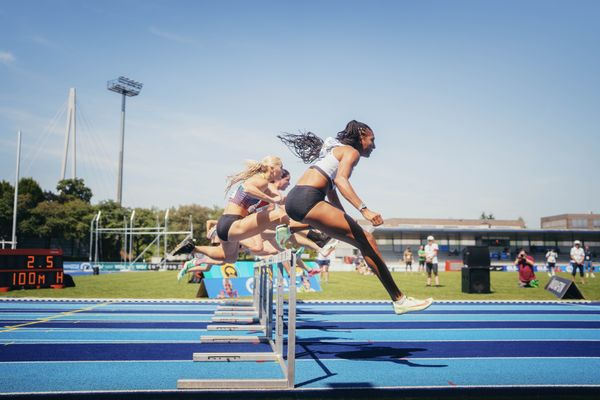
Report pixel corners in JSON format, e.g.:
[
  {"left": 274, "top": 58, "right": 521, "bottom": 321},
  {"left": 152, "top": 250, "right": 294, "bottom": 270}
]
[{"left": 107, "top": 76, "right": 143, "bottom": 206}]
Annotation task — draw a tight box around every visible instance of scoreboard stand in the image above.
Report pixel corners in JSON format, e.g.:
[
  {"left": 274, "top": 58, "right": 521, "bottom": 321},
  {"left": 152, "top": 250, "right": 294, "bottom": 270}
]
[{"left": 0, "top": 249, "right": 65, "bottom": 292}]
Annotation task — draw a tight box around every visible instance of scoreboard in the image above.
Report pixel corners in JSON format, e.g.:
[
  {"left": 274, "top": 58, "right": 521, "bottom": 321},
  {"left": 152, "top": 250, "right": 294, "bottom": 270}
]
[{"left": 0, "top": 249, "right": 64, "bottom": 291}]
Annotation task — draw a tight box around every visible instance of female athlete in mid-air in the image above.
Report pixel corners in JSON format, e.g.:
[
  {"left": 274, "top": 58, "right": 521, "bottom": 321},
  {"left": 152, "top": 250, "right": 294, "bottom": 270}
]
[{"left": 279, "top": 120, "right": 432, "bottom": 314}]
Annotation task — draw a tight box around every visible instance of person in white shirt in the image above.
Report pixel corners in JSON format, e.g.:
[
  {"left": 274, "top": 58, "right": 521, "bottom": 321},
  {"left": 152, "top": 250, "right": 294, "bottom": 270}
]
[
  {"left": 424, "top": 235, "right": 440, "bottom": 287},
  {"left": 545, "top": 248, "right": 558, "bottom": 277},
  {"left": 570, "top": 240, "right": 586, "bottom": 285}
]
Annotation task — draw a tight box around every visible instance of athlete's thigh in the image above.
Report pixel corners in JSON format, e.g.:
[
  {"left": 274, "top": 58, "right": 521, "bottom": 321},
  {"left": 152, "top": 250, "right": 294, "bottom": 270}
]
[
  {"left": 261, "top": 239, "right": 279, "bottom": 255},
  {"left": 221, "top": 240, "right": 241, "bottom": 261},
  {"left": 303, "top": 201, "right": 362, "bottom": 248},
  {"left": 291, "top": 232, "right": 321, "bottom": 252},
  {"left": 229, "top": 208, "right": 284, "bottom": 241},
  {"left": 240, "top": 234, "right": 263, "bottom": 250}
]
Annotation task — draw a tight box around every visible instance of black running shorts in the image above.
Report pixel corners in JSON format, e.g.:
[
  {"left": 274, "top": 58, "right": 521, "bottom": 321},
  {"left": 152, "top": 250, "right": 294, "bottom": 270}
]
[
  {"left": 285, "top": 185, "right": 327, "bottom": 222},
  {"left": 216, "top": 214, "right": 242, "bottom": 242}
]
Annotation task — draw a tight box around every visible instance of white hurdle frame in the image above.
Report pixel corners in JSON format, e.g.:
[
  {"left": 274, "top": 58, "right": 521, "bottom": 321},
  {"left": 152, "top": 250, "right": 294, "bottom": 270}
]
[{"left": 177, "top": 249, "right": 297, "bottom": 390}]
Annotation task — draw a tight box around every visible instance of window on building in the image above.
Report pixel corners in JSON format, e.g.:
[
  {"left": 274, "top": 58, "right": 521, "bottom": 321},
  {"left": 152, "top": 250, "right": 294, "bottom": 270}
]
[
  {"left": 543, "top": 219, "right": 567, "bottom": 228},
  {"left": 571, "top": 219, "right": 588, "bottom": 228}
]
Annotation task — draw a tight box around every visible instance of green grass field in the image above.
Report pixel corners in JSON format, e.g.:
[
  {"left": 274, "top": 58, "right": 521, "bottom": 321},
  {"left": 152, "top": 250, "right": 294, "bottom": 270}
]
[{"left": 1, "top": 270, "right": 598, "bottom": 301}]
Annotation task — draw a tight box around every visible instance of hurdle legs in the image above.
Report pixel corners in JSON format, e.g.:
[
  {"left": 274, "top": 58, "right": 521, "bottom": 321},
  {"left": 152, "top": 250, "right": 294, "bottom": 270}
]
[{"left": 177, "top": 250, "right": 297, "bottom": 390}]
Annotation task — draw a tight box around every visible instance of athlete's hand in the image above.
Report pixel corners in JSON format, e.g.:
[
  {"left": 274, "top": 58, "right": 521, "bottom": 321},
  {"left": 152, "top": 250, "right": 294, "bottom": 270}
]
[{"left": 361, "top": 208, "right": 383, "bottom": 226}]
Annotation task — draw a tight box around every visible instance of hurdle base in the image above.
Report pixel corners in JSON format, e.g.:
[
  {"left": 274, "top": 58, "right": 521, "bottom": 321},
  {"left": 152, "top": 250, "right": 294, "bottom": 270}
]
[
  {"left": 192, "top": 352, "right": 279, "bottom": 362},
  {"left": 219, "top": 300, "right": 253, "bottom": 306},
  {"left": 211, "top": 316, "right": 258, "bottom": 323},
  {"left": 213, "top": 310, "right": 258, "bottom": 316},
  {"left": 177, "top": 378, "right": 290, "bottom": 390},
  {"left": 200, "top": 335, "right": 267, "bottom": 344},
  {"left": 207, "top": 324, "right": 265, "bottom": 331},
  {"left": 216, "top": 306, "right": 257, "bottom": 312}
]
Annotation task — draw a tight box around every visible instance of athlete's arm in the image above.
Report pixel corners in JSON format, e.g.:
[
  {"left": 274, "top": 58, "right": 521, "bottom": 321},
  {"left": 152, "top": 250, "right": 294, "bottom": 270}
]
[
  {"left": 242, "top": 176, "right": 283, "bottom": 204},
  {"left": 333, "top": 146, "right": 383, "bottom": 226}
]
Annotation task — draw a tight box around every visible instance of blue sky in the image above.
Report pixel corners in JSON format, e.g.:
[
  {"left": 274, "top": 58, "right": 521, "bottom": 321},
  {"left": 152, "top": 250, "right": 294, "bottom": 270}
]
[{"left": 1, "top": 0, "right": 599, "bottom": 228}]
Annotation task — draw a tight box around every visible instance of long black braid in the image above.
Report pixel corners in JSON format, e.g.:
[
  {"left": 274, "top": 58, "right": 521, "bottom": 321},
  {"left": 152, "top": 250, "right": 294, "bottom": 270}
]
[{"left": 278, "top": 120, "right": 372, "bottom": 164}]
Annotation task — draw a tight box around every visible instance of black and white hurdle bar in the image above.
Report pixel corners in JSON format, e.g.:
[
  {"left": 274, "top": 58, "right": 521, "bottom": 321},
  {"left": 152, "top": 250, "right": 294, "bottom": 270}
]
[{"left": 177, "top": 249, "right": 297, "bottom": 389}]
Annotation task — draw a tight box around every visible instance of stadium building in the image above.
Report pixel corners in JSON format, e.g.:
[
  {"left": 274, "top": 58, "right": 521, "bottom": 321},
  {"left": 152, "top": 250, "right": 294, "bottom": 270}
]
[{"left": 334, "top": 216, "right": 600, "bottom": 268}]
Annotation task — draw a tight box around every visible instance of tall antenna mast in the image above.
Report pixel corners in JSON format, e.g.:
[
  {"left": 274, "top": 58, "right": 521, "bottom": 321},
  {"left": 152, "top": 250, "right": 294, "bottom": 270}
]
[
  {"left": 60, "top": 88, "right": 77, "bottom": 180},
  {"left": 107, "top": 76, "right": 143, "bottom": 206}
]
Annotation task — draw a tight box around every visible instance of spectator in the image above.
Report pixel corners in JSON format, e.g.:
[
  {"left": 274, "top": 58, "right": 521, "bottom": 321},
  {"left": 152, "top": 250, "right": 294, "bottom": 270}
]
[
  {"left": 515, "top": 249, "right": 538, "bottom": 288},
  {"left": 417, "top": 245, "right": 426, "bottom": 275},
  {"left": 424, "top": 236, "right": 440, "bottom": 287},
  {"left": 403, "top": 247, "right": 414, "bottom": 273},
  {"left": 316, "top": 239, "right": 338, "bottom": 284},
  {"left": 570, "top": 240, "right": 586, "bottom": 285},
  {"left": 545, "top": 248, "right": 558, "bottom": 277},
  {"left": 584, "top": 245, "right": 595, "bottom": 279}
]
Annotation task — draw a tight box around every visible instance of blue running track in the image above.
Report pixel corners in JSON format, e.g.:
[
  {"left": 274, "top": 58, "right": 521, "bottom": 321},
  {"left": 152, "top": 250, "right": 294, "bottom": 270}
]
[{"left": 0, "top": 299, "right": 599, "bottom": 397}]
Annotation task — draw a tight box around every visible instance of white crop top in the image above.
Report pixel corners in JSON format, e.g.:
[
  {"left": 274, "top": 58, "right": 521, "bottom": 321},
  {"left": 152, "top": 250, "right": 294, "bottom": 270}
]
[{"left": 312, "top": 137, "right": 344, "bottom": 188}]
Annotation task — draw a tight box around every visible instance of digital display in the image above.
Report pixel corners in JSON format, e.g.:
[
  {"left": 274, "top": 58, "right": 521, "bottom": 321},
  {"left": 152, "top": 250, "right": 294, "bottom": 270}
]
[{"left": 0, "top": 249, "right": 64, "bottom": 291}]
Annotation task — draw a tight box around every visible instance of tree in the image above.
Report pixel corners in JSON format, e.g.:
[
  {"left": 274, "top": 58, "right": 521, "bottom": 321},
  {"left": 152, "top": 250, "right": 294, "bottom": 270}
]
[
  {"left": 0, "top": 180, "right": 14, "bottom": 240},
  {"left": 56, "top": 178, "right": 93, "bottom": 203},
  {"left": 480, "top": 211, "right": 495, "bottom": 220},
  {"left": 16, "top": 178, "right": 45, "bottom": 237},
  {"left": 30, "top": 199, "right": 94, "bottom": 241},
  {"left": 169, "top": 204, "right": 223, "bottom": 247}
]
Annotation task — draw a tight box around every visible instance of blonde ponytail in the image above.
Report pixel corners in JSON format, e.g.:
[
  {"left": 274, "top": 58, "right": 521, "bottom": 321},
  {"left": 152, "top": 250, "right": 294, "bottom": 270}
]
[{"left": 225, "top": 155, "right": 282, "bottom": 194}]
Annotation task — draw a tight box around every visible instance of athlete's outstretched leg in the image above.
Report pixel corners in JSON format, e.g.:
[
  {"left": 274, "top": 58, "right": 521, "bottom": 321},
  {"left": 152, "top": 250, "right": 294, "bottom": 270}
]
[{"left": 302, "top": 201, "right": 402, "bottom": 301}]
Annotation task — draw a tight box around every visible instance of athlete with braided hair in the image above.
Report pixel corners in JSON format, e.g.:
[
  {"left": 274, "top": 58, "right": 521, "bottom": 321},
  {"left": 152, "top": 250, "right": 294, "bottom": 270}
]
[{"left": 279, "top": 120, "right": 433, "bottom": 314}]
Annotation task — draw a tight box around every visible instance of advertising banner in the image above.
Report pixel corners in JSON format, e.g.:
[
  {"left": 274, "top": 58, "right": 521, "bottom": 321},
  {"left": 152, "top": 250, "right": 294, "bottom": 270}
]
[{"left": 202, "top": 274, "right": 322, "bottom": 299}]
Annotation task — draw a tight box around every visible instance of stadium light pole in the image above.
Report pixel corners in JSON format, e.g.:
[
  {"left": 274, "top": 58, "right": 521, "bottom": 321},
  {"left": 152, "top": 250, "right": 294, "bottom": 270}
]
[
  {"left": 107, "top": 76, "right": 143, "bottom": 206},
  {"left": 11, "top": 130, "right": 21, "bottom": 249}
]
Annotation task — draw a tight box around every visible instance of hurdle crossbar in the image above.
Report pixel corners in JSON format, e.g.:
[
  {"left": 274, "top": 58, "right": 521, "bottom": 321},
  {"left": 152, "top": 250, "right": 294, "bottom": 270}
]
[{"left": 177, "top": 249, "right": 297, "bottom": 390}]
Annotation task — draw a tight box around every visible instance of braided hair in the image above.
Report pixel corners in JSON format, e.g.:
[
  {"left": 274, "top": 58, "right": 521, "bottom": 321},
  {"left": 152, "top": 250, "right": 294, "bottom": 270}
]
[{"left": 278, "top": 120, "right": 372, "bottom": 164}]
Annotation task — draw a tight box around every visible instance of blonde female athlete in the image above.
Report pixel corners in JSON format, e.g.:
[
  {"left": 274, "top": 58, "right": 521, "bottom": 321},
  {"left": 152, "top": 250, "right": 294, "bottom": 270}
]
[
  {"left": 171, "top": 156, "right": 297, "bottom": 270},
  {"left": 177, "top": 168, "right": 323, "bottom": 279},
  {"left": 279, "top": 120, "right": 433, "bottom": 314}
]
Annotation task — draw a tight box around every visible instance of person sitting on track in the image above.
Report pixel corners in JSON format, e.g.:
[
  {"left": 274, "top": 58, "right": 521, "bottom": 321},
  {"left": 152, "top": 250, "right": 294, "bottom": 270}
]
[{"left": 278, "top": 120, "right": 433, "bottom": 314}]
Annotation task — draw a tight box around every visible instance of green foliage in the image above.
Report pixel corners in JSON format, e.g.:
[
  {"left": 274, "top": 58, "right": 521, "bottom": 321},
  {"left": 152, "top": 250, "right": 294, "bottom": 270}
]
[
  {"left": 3, "top": 177, "right": 224, "bottom": 261},
  {"left": 56, "top": 178, "right": 93, "bottom": 203},
  {"left": 0, "top": 180, "right": 14, "bottom": 240},
  {"left": 168, "top": 204, "right": 223, "bottom": 246},
  {"left": 480, "top": 211, "right": 495, "bottom": 220},
  {"left": 28, "top": 199, "right": 95, "bottom": 240},
  {"left": 0, "top": 178, "right": 46, "bottom": 240}
]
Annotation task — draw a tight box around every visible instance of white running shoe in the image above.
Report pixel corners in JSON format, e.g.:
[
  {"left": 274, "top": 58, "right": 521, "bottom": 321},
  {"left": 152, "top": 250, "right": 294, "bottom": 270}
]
[
  {"left": 586, "top": 273, "right": 590, "bottom": 278},
  {"left": 393, "top": 295, "right": 433, "bottom": 315},
  {"left": 177, "top": 257, "right": 207, "bottom": 281},
  {"left": 592, "top": 273, "right": 596, "bottom": 278},
  {"left": 177, "top": 260, "right": 195, "bottom": 281}
]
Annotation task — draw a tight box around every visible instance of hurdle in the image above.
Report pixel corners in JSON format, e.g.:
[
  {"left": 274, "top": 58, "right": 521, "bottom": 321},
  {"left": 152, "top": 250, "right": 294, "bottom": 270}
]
[
  {"left": 202, "top": 260, "right": 269, "bottom": 342},
  {"left": 177, "top": 249, "right": 297, "bottom": 390}
]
